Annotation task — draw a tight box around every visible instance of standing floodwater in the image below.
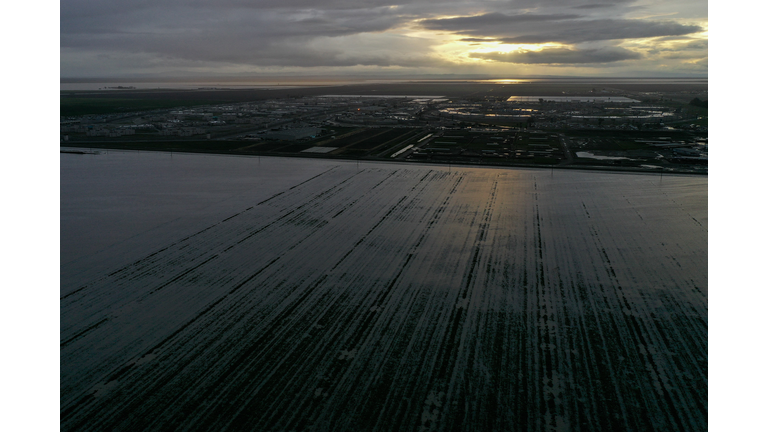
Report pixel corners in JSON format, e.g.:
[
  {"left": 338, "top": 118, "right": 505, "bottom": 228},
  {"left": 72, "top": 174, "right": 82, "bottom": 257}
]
[{"left": 61, "top": 151, "right": 707, "bottom": 432}]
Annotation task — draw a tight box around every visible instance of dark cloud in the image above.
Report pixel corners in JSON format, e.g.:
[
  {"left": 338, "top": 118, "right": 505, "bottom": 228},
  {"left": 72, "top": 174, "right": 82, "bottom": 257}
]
[
  {"left": 421, "top": 13, "right": 702, "bottom": 44},
  {"left": 59, "top": 0, "right": 708, "bottom": 76},
  {"left": 572, "top": 4, "right": 618, "bottom": 9},
  {"left": 422, "top": 13, "right": 582, "bottom": 32},
  {"left": 469, "top": 46, "right": 641, "bottom": 64},
  {"left": 508, "top": 0, "right": 634, "bottom": 8},
  {"left": 459, "top": 38, "right": 500, "bottom": 43},
  {"left": 60, "top": 2, "right": 421, "bottom": 68},
  {"left": 63, "top": 32, "right": 439, "bottom": 68},
  {"left": 62, "top": 6, "right": 407, "bottom": 40},
  {"left": 645, "top": 39, "right": 707, "bottom": 56}
]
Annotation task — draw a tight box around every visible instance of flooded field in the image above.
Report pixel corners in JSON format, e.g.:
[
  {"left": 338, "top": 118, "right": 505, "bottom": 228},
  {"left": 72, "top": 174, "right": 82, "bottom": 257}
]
[{"left": 61, "top": 151, "right": 707, "bottom": 431}]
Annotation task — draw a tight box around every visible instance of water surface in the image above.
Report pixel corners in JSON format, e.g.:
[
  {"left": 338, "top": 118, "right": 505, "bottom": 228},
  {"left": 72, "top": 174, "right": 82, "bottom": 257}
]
[{"left": 61, "top": 151, "right": 707, "bottom": 431}]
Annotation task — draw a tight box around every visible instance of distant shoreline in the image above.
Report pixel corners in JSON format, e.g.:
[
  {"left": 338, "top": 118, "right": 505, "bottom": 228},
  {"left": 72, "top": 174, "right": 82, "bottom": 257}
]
[{"left": 60, "top": 77, "right": 708, "bottom": 91}]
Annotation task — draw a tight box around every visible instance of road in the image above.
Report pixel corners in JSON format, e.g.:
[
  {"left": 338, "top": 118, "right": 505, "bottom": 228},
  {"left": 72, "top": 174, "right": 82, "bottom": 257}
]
[{"left": 558, "top": 133, "right": 575, "bottom": 165}]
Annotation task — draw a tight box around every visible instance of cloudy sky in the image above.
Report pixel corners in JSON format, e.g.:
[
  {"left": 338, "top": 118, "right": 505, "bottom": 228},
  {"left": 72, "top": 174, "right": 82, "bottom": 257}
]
[{"left": 60, "top": 0, "right": 707, "bottom": 79}]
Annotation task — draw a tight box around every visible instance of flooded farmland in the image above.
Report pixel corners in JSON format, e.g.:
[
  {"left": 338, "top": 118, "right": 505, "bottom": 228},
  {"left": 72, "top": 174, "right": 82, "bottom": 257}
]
[{"left": 61, "top": 151, "right": 707, "bottom": 431}]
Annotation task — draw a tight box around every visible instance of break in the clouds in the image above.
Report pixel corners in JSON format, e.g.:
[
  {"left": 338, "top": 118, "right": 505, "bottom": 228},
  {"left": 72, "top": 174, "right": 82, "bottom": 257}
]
[{"left": 60, "top": 0, "right": 708, "bottom": 78}]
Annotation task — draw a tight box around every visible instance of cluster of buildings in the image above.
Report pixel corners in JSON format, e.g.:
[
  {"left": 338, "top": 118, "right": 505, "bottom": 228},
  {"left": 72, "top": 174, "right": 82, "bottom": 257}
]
[
  {"left": 60, "top": 92, "right": 706, "bottom": 145},
  {"left": 425, "top": 97, "right": 703, "bottom": 131}
]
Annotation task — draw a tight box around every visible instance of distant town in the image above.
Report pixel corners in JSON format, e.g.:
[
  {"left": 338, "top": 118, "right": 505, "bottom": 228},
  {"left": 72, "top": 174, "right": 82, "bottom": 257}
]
[{"left": 61, "top": 83, "right": 707, "bottom": 173}]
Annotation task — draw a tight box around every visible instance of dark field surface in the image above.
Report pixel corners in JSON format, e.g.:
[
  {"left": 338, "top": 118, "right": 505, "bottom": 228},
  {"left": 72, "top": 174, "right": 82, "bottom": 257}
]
[{"left": 61, "top": 152, "right": 707, "bottom": 431}]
